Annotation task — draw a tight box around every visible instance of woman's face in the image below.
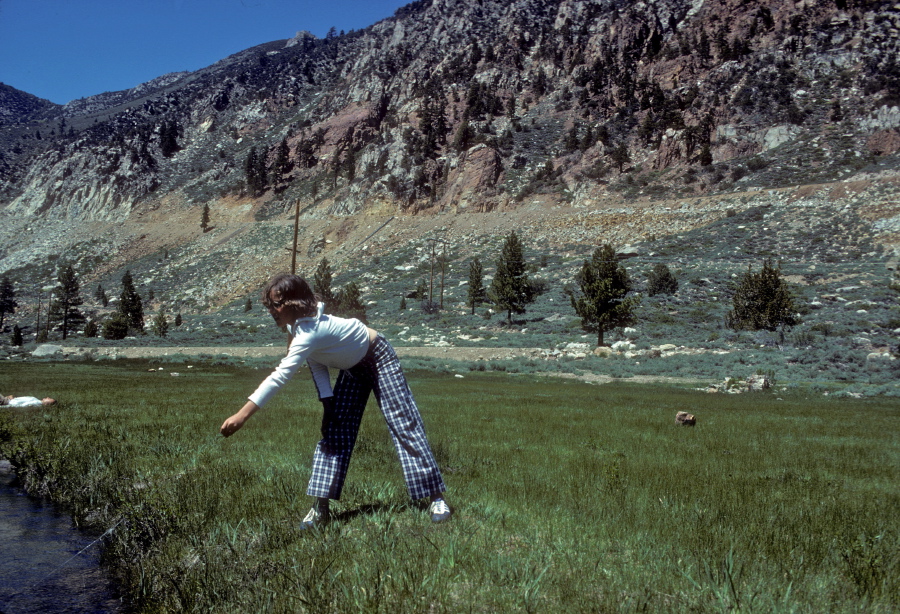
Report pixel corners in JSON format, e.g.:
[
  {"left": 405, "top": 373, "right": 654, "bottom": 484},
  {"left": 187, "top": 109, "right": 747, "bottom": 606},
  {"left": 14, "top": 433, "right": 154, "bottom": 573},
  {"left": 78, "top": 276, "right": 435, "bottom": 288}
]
[{"left": 265, "top": 290, "right": 294, "bottom": 328}]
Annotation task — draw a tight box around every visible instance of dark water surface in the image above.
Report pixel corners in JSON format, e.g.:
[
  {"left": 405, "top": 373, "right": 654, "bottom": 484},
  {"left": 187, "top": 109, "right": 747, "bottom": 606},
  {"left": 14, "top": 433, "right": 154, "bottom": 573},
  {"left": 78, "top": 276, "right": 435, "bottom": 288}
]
[{"left": 0, "top": 461, "right": 123, "bottom": 614}]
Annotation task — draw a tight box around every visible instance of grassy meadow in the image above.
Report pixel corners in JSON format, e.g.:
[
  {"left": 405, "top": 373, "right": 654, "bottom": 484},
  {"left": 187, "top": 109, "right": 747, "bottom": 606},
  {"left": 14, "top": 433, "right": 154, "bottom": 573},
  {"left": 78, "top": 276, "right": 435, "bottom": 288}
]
[{"left": 1, "top": 360, "right": 898, "bottom": 613}]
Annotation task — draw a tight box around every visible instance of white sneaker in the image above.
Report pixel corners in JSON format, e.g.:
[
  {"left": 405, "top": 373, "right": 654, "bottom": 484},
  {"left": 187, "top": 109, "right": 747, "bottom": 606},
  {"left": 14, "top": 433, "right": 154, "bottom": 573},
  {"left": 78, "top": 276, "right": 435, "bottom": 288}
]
[
  {"left": 300, "top": 506, "right": 328, "bottom": 530},
  {"left": 429, "top": 499, "right": 452, "bottom": 523}
]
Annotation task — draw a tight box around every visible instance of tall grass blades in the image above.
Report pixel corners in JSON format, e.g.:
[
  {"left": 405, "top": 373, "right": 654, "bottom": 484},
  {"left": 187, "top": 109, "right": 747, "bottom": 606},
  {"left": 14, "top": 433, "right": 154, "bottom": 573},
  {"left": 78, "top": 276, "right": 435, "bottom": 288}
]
[{"left": 1, "top": 361, "right": 898, "bottom": 612}]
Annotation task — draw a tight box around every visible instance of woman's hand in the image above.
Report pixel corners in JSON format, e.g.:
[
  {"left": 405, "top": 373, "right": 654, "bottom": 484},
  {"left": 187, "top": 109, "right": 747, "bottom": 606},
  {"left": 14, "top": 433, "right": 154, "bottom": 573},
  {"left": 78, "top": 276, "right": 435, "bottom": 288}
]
[{"left": 220, "top": 401, "right": 260, "bottom": 437}]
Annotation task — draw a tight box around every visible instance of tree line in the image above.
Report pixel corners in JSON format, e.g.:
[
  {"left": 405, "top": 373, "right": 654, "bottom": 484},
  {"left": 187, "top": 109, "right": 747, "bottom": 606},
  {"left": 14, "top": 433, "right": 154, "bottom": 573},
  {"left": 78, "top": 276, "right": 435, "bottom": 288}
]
[
  {"left": 382, "top": 230, "right": 800, "bottom": 347},
  {"left": 1, "top": 236, "right": 799, "bottom": 347},
  {"left": 1, "top": 268, "right": 180, "bottom": 345}
]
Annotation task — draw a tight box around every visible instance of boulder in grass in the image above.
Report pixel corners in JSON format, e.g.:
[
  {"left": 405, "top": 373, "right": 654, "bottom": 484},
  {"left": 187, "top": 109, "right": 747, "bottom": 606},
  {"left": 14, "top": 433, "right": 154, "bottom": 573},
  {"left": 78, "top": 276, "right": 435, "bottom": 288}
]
[
  {"left": 675, "top": 411, "right": 696, "bottom": 426},
  {"left": 745, "top": 373, "right": 771, "bottom": 391},
  {"left": 32, "top": 344, "right": 64, "bottom": 357}
]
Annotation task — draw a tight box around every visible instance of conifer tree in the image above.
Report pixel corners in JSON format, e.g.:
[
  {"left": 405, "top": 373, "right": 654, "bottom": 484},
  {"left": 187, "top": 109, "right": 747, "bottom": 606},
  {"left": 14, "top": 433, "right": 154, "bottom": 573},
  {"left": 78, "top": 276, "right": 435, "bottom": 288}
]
[
  {"left": 273, "top": 137, "right": 292, "bottom": 183},
  {"left": 647, "top": 263, "right": 679, "bottom": 296},
  {"left": 610, "top": 142, "right": 631, "bottom": 172},
  {"left": 467, "top": 257, "right": 486, "bottom": 314},
  {"left": 52, "top": 264, "right": 84, "bottom": 340},
  {"left": 568, "top": 244, "right": 639, "bottom": 346},
  {"left": 160, "top": 120, "right": 180, "bottom": 157},
  {"left": 255, "top": 149, "right": 269, "bottom": 193},
  {"left": 726, "top": 259, "right": 798, "bottom": 332},
  {"left": 12, "top": 324, "right": 23, "bottom": 346},
  {"left": 313, "top": 258, "right": 337, "bottom": 311},
  {"left": 201, "top": 203, "right": 210, "bottom": 232},
  {"left": 83, "top": 319, "right": 98, "bottom": 338},
  {"left": 0, "top": 275, "right": 16, "bottom": 329},
  {"left": 102, "top": 313, "right": 129, "bottom": 340},
  {"left": 245, "top": 147, "right": 258, "bottom": 192},
  {"left": 452, "top": 116, "right": 473, "bottom": 152},
  {"left": 152, "top": 309, "right": 169, "bottom": 337},
  {"left": 415, "top": 279, "right": 428, "bottom": 301},
  {"left": 420, "top": 83, "right": 448, "bottom": 157},
  {"left": 118, "top": 270, "right": 144, "bottom": 333},
  {"left": 95, "top": 283, "right": 108, "bottom": 307},
  {"left": 335, "top": 281, "right": 367, "bottom": 323},
  {"left": 490, "top": 231, "right": 533, "bottom": 323},
  {"left": 245, "top": 147, "right": 268, "bottom": 195}
]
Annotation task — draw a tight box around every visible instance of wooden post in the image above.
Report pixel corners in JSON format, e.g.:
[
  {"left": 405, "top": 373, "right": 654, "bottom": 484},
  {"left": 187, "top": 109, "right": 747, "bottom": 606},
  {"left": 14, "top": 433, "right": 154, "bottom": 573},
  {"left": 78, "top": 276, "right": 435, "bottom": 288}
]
[
  {"left": 429, "top": 240, "right": 435, "bottom": 303},
  {"left": 291, "top": 198, "right": 300, "bottom": 275},
  {"left": 35, "top": 291, "right": 42, "bottom": 340},
  {"left": 440, "top": 241, "right": 446, "bottom": 308}
]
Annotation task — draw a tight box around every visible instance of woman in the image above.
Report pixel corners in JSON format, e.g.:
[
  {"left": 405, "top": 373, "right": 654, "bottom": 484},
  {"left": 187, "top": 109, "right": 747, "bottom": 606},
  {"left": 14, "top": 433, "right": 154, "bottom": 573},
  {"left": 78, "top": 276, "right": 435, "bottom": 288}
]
[{"left": 220, "top": 273, "right": 451, "bottom": 527}]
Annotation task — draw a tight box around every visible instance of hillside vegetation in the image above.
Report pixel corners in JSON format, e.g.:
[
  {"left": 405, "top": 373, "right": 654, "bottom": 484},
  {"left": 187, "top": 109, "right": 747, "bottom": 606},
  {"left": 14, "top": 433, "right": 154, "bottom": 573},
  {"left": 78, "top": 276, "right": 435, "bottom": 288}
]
[{"left": 0, "top": 0, "right": 898, "bottom": 393}]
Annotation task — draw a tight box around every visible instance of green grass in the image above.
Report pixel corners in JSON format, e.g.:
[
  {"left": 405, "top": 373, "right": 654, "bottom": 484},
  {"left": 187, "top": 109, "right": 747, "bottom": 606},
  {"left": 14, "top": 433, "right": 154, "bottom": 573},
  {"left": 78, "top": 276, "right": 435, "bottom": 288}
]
[{"left": 1, "top": 361, "right": 898, "bottom": 613}]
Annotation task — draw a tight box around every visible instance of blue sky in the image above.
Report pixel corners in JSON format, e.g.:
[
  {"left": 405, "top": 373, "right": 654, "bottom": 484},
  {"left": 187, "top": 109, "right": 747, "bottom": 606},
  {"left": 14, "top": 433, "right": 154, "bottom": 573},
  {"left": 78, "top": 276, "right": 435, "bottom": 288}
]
[{"left": 0, "top": 0, "right": 410, "bottom": 105}]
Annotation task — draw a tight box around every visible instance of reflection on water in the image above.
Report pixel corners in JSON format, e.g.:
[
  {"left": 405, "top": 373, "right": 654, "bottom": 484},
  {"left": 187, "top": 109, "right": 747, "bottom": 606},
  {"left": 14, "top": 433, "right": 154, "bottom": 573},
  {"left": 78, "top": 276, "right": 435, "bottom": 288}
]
[{"left": 0, "top": 461, "right": 123, "bottom": 614}]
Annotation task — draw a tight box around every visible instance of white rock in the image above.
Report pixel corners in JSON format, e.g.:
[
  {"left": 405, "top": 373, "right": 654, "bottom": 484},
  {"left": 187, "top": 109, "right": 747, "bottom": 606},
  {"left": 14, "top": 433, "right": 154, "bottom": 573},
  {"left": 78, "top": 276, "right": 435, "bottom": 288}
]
[
  {"left": 612, "top": 340, "right": 636, "bottom": 351},
  {"left": 32, "top": 344, "right": 63, "bottom": 357}
]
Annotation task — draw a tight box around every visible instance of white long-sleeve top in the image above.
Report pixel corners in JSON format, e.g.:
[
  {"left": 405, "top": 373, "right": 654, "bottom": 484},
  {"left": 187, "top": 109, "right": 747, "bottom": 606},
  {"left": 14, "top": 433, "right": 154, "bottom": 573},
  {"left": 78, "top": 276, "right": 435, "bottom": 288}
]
[
  {"left": 248, "top": 303, "right": 370, "bottom": 408},
  {"left": 6, "top": 396, "right": 43, "bottom": 408}
]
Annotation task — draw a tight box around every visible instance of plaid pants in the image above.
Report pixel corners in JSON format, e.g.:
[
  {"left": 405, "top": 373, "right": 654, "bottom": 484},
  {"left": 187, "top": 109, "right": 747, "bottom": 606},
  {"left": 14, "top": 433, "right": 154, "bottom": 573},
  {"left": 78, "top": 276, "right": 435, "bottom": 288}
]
[{"left": 307, "top": 335, "right": 446, "bottom": 501}]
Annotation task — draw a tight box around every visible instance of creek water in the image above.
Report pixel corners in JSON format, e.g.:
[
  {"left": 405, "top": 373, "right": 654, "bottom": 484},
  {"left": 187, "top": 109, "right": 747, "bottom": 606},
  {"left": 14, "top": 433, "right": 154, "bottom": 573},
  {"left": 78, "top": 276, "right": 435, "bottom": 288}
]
[{"left": 0, "top": 461, "right": 123, "bottom": 614}]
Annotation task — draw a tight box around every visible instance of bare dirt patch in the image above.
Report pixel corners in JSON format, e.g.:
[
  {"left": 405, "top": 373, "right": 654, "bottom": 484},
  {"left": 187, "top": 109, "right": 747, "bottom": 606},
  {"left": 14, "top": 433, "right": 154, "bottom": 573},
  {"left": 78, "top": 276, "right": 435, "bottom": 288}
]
[{"left": 58, "top": 345, "right": 708, "bottom": 386}]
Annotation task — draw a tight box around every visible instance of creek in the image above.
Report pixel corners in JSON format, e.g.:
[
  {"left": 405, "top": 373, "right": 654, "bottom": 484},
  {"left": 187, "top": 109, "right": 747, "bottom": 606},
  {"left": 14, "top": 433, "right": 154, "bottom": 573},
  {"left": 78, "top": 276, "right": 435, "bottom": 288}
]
[{"left": 0, "top": 461, "right": 123, "bottom": 614}]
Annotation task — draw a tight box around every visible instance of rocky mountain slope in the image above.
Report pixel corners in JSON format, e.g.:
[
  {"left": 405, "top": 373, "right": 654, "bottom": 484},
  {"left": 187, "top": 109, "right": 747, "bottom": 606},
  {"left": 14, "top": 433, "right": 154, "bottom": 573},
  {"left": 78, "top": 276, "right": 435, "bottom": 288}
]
[{"left": 0, "top": 0, "right": 899, "bottom": 316}]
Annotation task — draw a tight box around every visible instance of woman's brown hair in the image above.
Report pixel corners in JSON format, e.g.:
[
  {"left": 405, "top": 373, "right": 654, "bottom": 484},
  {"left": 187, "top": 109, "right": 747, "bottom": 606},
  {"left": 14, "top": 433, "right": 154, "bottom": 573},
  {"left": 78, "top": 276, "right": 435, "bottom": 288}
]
[{"left": 261, "top": 274, "right": 319, "bottom": 318}]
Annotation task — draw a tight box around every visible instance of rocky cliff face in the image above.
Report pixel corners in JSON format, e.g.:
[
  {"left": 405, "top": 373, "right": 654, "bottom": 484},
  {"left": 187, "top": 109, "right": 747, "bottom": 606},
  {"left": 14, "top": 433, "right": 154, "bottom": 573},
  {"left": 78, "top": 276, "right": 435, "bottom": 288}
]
[
  {"left": 0, "top": 0, "right": 899, "bottom": 316},
  {"left": 1, "top": 0, "right": 897, "bottom": 223}
]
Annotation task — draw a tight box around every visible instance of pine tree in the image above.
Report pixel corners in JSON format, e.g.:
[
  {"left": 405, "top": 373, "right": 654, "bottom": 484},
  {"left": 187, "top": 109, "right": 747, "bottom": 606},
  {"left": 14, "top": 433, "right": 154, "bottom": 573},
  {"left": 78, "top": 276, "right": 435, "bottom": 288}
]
[
  {"left": 244, "top": 298, "right": 252, "bottom": 312},
  {"left": 83, "top": 319, "right": 99, "bottom": 338},
  {"left": 255, "top": 149, "right": 269, "bottom": 193},
  {"left": 201, "top": 203, "right": 211, "bottom": 232},
  {"left": 568, "top": 244, "right": 640, "bottom": 346},
  {"left": 467, "top": 257, "right": 486, "bottom": 314},
  {"left": 152, "top": 310, "right": 169, "bottom": 337},
  {"left": 175, "top": 313, "right": 183, "bottom": 327},
  {"left": 420, "top": 84, "right": 448, "bottom": 158},
  {"left": 12, "top": 324, "right": 23, "bottom": 346},
  {"left": 343, "top": 148, "right": 356, "bottom": 182},
  {"left": 273, "top": 137, "right": 292, "bottom": 183},
  {"left": 95, "top": 284, "right": 108, "bottom": 307},
  {"left": 647, "top": 263, "right": 679, "bottom": 296},
  {"left": 118, "top": 270, "right": 144, "bottom": 333},
  {"left": 52, "top": 264, "right": 84, "bottom": 340},
  {"left": 335, "top": 281, "right": 367, "bottom": 323},
  {"left": 565, "top": 124, "right": 580, "bottom": 152},
  {"left": 610, "top": 142, "right": 631, "bottom": 172},
  {"left": 314, "top": 258, "right": 337, "bottom": 311},
  {"left": 245, "top": 147, "right": 268, "bottom": 195},
  {"left": 490, "top": 231, "right": 533, "bottom": 323},
  {"left": 399, "top": 296, "right": 407, "bottom": 310},
  {"left": 0, "top": 275, "right": 16, "bottom": 329},
  {"left": 102, "top": 313, "right": 129, "bottom": 340},
  {"left": 726, "top": 260, "right": 798, "bottom": 332},
  {"left": 245, "top": 147, "right": 258, "bottom": 193},
  {"left": 160, "top": 120, "right": 179, "bottom": 157},
  {"left": 452, "top": 116, "right": 473, "bottom": 152},
  {"left": 415, "top": 279, "right": 428, "bottom": 301}
]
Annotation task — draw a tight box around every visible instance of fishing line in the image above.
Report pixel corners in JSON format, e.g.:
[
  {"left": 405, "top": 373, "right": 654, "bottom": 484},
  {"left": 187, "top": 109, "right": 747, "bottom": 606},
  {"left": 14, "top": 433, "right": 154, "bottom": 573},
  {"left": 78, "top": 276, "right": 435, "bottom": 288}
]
[
  {"left": 0, "top": 517, "right": 125, "bottom": 607},
  {"left": 1, "top": 432, "right": 228, "bottom": 608}
]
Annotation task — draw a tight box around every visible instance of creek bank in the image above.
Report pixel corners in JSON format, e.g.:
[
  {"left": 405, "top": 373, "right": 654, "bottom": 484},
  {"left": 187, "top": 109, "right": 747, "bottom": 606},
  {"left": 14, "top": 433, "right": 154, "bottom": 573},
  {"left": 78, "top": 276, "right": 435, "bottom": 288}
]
[{"left": 0, "top": 459, "right": 124, "bottom": 613}]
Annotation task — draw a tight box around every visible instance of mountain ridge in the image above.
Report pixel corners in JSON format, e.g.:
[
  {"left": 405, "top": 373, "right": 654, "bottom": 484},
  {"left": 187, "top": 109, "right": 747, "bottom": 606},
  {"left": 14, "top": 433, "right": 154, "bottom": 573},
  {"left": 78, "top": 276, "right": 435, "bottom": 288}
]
[{"left": 0, "top": 0, "right": 898, "bottom": 313}]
